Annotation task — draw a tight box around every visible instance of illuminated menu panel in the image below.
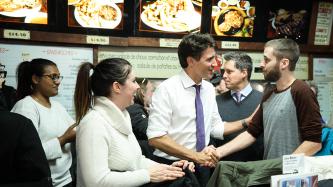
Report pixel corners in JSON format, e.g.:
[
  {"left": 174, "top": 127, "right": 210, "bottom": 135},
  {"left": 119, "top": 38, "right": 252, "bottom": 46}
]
[
  {"left": 68, "top": 0, "right": 124, "bottom": 30},
  {"left": 0, "top": 0, "right": 48, "bottom": 24},
  {"left": 266, "top": 0, "right": 312, "bottom": 43},
  {"left": 138, "top": 0, "right": 202, "bottom": 34},
  {"left": 210, "top": 0, "right": 256, "bottom": 38}
]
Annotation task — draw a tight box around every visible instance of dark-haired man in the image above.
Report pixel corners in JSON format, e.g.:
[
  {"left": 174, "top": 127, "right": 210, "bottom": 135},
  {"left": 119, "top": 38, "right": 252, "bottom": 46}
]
[
  {"left": 147, "top": 33, "right": 251, "bottom": 186},
  {"left": 213, "top": 51, "right": 263, "bottom": 161}
]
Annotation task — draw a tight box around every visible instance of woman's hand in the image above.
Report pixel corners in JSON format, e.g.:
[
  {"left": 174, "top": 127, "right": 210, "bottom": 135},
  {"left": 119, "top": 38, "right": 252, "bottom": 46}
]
[
  {"left": 172, "top": 160, "right": 195, "bottom": 172},
  {"left": 148, "top": 164, "right": 185, "bottom": 183},
  {"left": 58, "top": 123, "right": 77, "bottom": 146}
]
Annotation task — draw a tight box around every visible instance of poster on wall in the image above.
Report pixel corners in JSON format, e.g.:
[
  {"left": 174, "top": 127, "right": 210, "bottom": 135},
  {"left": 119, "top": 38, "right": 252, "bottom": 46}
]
[
  {"left": 98, "top": 47, "right": 181, "bottom": 78},
  {"left": 266, "top": 0, "right": 312, "bottom": 43},
  {"left": 0, "top": 0, "right": 48, "bottom": 24},
  {"left": 210, "top": 0, "right": 256, "bottom": 38},
  {"left": 313, "top": 58, "right": 333, "bottom": 124},
  {"left": 68, "top": 0, "right": 124, "bottom": 30},
  {"left": 137, "top": 0, "right": 202, "bottom": 36},
  {"left": 0, "top": 43, "right": 93, "bottom": 117}
]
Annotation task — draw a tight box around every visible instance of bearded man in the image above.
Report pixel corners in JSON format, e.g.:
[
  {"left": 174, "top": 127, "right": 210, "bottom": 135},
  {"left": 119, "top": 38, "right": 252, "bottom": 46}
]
[{"left": 216, "top": 38, "right": 322, "bottom": 160}]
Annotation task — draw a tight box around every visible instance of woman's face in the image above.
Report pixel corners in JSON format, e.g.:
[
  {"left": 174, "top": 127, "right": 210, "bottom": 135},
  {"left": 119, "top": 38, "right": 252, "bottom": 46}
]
[
  {"left": 120, "top": 71, "right": 140, "bottom": 108},
  {"left": 143, "top": 81, "right": 155, "bottom": 107},
  {"left": 34, "top": 65, "right": 61, "bottom": 97}
]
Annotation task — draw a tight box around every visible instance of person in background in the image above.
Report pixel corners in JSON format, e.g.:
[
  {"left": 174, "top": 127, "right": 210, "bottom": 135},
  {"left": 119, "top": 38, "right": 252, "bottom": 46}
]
[
  {"left": 216, "top": 38, "right": 322, "bottom": 160},
  {"left": 210, "top": 71, "right": 229, "bottom": 95},
  {"left": 127, "top": 78, "right": 156, "bottom": 159},
  {"left": 147, "top": 33, "right": 253, "bottom": 186},
  {"left": 0, "top": 63, "right": 16, "bottom": 111},
  {"left": 74, "top": 58, "right": 195, "bottom": 187},
  {"left": 0, "top": 111, "right": 52, "bottom": 187},
  {"left": 11, "top": 58, "right": 76, "bottom": 187},
  {"left": 127, "top": 78, "right": 155, "bottom": 140},
  {"left": 214, "top": 51, "right": 264, "bottom": 161}
]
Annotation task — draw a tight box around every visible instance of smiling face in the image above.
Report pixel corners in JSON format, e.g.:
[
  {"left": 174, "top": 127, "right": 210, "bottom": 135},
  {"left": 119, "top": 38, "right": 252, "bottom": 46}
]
[
  {"left": 223, "top": 60, "right": 247, "bottom": 90},
  {"left": 119, "top": 70, "right": 140, "bottom": 108},
  {"left": 261, "top": 46, "right": 281, "bottom": 82},
  {"left": 33, "top": 65, "right": 61, "bottom": 98},
  {"left": 189, "top": 47, "right": 217, "bottom": 82}
]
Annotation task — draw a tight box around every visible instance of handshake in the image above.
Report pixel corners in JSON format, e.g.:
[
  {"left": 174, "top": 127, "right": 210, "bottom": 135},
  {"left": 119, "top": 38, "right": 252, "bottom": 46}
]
[{"left": 195, "top": 145, "right": 223, "bottom": 168}]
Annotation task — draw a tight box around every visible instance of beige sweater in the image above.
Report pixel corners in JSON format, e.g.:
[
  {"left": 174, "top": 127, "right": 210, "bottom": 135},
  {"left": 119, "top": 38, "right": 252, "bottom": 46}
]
[{"left": 76, "top": 96, "right": 157, "bottom": 187}]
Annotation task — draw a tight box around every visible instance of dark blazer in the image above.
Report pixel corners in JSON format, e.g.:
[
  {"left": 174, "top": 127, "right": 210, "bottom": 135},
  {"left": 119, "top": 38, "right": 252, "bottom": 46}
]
[
  {"left": 127, "top": 103, "right": 149, "bottom": 140},
  {"left": 0, "top": 85, "right": 16, "bottom": 111},
  {"left": 0, "top": 111, "right": 52, "bottom": 187}
]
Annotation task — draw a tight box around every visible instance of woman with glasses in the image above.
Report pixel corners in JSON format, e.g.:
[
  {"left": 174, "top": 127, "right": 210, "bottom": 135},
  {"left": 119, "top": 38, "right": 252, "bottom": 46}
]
[
  {"left": 74, "top": 58, "right": 195, "bottom": 187},
  {"left": 11, "top": 58, "right": 76, "bottom": 187}
]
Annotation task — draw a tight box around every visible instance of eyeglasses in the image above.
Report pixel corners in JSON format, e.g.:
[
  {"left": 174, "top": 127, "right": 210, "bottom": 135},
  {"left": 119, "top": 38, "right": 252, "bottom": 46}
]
[
  {"left": 0, "top": 71, "right": 7, "bottom": 78},
  {"left": 42, "top": 74, "right": 63, "bottom": 82}
]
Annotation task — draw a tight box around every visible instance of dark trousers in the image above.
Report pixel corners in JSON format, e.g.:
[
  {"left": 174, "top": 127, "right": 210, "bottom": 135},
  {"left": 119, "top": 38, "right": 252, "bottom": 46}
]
[{"left": 152, "top": 155, "right": 210, "bottom": 187}]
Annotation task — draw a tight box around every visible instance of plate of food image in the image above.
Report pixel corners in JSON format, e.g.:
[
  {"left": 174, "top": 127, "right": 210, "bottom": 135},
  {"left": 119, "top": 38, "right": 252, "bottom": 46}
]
[
  {"left": 74, "top": 0, "right": 122, "bottom": 29},
  {"left": 214, "top": 6, "right": 253, "bottom": 37},
  {"left": 0, "top": 0, "right": 42, "bottom": 17},
  {"left": 141, "top": 0, "right": 201, "bottom": 33}
]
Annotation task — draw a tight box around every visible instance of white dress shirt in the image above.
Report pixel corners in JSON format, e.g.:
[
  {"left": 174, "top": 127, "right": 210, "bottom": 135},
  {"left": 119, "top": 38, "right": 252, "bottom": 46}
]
[
  {"left": 230, "top": 83, "right": 253, "bottom": 102},
  {"left": 147, "top": 70, "right": 224, "bottom": 160}
]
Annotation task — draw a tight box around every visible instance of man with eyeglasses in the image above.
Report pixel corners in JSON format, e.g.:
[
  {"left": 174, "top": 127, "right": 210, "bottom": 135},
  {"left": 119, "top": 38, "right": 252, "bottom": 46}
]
[{"left": 0, "top": 63, "right": 16, "bottom": 111}]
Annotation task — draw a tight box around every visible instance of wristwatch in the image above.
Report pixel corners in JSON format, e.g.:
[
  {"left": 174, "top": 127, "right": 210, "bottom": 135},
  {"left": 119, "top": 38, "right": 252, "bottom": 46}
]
[{"left": 241, "top": 119, "right": 248, "bottom": 129}]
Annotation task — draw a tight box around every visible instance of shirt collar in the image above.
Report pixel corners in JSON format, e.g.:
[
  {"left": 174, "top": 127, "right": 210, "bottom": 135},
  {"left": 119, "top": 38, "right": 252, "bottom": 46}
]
[
  {"left": 180, "top": 70, "right": 200, "bottom": 89},
  {"left": 230, "top": 83, "right": 253, "bottom": 97}
]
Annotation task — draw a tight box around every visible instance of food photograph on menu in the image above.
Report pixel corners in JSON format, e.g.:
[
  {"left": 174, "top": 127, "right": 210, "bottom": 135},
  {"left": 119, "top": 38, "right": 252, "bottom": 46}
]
[
  {"left": 267, "top": 9, "right": 310, "bottom": 42},
  {"left": 0, "top": 0, "right": 48, "bottom": 24},
  {"left": 68, "top": 0, "right": 124, "bottom": 29},
  {"left": 210, "top": 0, "right": 255, "bottom": 37},
  {"left": 138, "top": 0, "right": 202, "bottom": 34}
]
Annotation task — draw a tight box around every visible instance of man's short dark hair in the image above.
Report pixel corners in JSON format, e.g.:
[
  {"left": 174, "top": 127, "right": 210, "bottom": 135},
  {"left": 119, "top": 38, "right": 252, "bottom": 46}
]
[
  {"left": 223, "top": 52, "right": 253, "bottom": 80},
  {"left": 178, "top": 33, "right": 216, "bottom": 68}
]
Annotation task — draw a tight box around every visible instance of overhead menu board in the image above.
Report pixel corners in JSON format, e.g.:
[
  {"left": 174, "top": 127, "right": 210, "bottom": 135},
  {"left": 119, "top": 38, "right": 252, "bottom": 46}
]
[
  {"left": 266, "top": 0, "right": 312, "bottom": 43},
  {"left": 221, "top": 52, "right": 308, "bottom": 80},
  {"left": 210, "top": 0, "right": 256, "bottom": 38},
  {"left": 137, "top": 0, "right": 202, "bottom": 37},
  {"left": 68, "top": 0, "right": 124, "bottom": 30},
  {"left": 0, "top": 43, "right": 93, "bottom": 117},
  {"left": 0, "top": 0, "right": 48, "bottom": 24}
]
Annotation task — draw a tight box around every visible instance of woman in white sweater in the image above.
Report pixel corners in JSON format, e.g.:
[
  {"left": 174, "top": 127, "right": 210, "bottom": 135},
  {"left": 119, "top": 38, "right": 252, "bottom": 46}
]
[
  {"left": 11, "top": 58, "right": 76, "bottom": 187},
  {"left": 74, "top": 58, "right": 194, "bottom": 187}
]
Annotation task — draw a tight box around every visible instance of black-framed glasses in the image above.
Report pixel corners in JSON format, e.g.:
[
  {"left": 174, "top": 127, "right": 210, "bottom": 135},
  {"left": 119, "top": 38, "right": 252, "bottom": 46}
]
[
  {"left": 42, "top": 74, "right": 63, "bottom": 82},
  {"left": 0, "top": 71, "right": 7, "bottom": 78}
]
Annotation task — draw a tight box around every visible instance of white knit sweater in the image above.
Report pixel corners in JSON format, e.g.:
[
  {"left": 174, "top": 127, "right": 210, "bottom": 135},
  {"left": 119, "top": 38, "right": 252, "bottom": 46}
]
[{"left": 76, "top": 96, "right": 157, "bottom": 187}]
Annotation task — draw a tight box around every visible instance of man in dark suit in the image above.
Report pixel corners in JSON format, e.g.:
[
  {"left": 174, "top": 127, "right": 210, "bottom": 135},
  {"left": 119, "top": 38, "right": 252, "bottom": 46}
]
[{"left": 0, "top": 111, "right": 52, "bottom": 187}]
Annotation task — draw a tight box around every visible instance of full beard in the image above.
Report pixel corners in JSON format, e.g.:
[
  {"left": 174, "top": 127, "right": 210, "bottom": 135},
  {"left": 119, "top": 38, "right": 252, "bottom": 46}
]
[{"left": 264, "top": 65, "right": 281, "bottom": 82}]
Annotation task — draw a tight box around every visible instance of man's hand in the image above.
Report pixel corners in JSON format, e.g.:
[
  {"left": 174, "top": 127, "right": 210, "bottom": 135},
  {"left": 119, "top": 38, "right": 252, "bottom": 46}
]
[{"left": 194, "top": 145, "right": 219, "bottom": 167}]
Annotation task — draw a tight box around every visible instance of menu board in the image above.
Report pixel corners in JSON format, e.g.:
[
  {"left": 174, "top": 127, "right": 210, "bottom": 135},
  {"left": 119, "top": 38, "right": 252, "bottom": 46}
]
[
  {"left": 0, "top": 43, "right": 93, "bottom": 117},
  {"left": 266, "top": 0, "right": 312, "bottom": 43},
  {"left": 137, "top": 0, "right": 202, "bottom": 35},
  {"left": 210, "top": 0, "right": 255, "bottom": 38},
  {"left": 98, "top": 47, "right": 181, "bottom": 78},
  {"left": 313, "top": 58, "right": 333, "bottom": 123},
  {"left": 68, "top": 0, "right": 124, "bottom": 30},
  {"left": 314, "top": 2, "right": 333, "bottom": 45},
  {"left": 222, "top": 52, "right": 308, "bottom": 80},
  {"left": 0, "top": 0, "right": 48, "bottom": 24}
]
